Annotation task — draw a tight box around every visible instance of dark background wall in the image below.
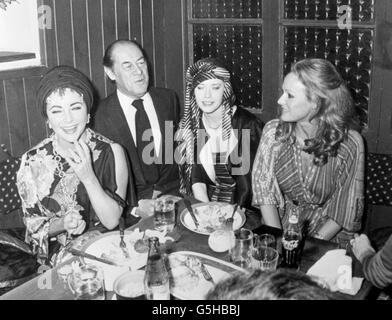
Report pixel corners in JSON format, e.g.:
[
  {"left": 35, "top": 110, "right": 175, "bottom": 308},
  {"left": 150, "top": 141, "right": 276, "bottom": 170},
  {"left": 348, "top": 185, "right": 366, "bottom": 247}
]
[
  {"left": 0, "top": 0, "right": 185, "bottom": 157},
  {"left": 1, "top": 0, "right": 392, "bottom": 157}
]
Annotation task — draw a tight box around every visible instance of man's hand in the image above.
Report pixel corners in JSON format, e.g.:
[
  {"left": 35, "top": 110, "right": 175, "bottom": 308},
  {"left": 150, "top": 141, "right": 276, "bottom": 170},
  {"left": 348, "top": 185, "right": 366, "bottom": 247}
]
[
  {"left": 152, "top": 190, "right": 162, "bottom": 200},
  {"left": 136, "top": 199, "right": 155, "bottom": 219},
  {"left": 351, "top": 234, "right": 376, "bottom": 264}
]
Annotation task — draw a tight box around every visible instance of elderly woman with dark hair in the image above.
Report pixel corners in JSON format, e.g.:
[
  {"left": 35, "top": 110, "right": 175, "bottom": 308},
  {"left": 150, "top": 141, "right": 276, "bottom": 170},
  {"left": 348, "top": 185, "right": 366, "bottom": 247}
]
[
  {"left": 176, "top": 58, "right": 264, "bottom": 225},
  {"left": 252, "top": 58, "right": 365, "bottom": 246},
  {"left": 16, "top": 66, "right": 128, "bottom": 266}
]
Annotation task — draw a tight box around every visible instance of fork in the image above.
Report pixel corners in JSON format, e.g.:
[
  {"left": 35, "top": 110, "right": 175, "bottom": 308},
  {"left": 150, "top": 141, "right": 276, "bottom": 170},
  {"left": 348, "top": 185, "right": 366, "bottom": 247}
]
[{"left": 119, "top": 217, "right": 130, "bottom": 258}]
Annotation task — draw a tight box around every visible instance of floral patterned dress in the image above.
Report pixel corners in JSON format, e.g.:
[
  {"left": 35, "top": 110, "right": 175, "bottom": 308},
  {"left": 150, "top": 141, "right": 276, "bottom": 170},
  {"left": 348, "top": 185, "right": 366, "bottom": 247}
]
[{"left": 17, "top": 128, "right": 123, "bottom": 265}]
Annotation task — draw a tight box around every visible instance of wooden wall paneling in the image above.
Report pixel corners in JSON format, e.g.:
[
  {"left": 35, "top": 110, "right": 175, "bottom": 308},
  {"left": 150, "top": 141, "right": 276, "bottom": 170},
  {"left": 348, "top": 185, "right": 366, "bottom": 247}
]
[
  {"left": 116, "top": 0, "right": 130, "bottom": 40},
  {"left": 261, "top": 0, "right": 280, "bottom": 123},
  {"left": 37, "top": 0, "right": 47, "bottom": 67},
  {"left": 54, "top": 0, "right": 74, "bottom": 66},
  {"left": 162, "top": 0, "right": 186, "bottom": 103},
  {"left": 140, "top": 0, "right": 155, "bottom": 86},
  {"left": 23, "top": 76, "right": 47, "bottom": 147},
  {"left": 129, "top": 0, "right": 142, "bottom": 42},
  {"left": 374, "top": 0, "right": 392, "bottom": 153},
  {"left": 87, "top": 0, "right": 105, "bottom": 100},
  {"left": 43, "top": 0, "right": 58, "bottom": 67},
  {"left": 363, "top": 0, "right": 386, "bottom": 153},
  {"left": 152, "top": 0, "right": 165, "bottom": 88},
  {"left": 4, "top": 79, "right": 29, "bottom": 156},
  {"left": 0, "top": 80, "right": 11, "bottom": 150},
  {"left": 71, "top": 0, "right": 90, "bottom": 78},
  {"left": 102, "top": 0, "right": 117, "bottom": 97}
]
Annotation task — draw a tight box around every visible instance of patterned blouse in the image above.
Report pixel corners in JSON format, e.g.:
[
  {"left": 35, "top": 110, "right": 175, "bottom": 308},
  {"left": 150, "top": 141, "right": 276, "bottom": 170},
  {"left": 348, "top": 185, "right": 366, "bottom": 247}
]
[
  {"left": 252, "top": 120, "right": 365, "bottom": 244},
  {"left": 16, "top": 128, "right": 123, "bottom": 265}
]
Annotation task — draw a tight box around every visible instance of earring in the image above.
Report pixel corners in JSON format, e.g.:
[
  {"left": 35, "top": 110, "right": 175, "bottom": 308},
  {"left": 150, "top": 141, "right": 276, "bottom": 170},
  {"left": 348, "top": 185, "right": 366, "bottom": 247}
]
[
  {"left": 87, "top": 114, "right": 90, "bottom": 124},
  {"left": 47, "top": 121, "right": 52, "bottom": 129}
]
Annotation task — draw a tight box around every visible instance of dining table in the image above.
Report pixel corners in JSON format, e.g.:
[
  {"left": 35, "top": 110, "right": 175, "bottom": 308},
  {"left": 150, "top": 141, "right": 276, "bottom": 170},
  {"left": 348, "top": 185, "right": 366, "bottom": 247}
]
[{"left": 0, "top": 197, "right": 375, "bottom": 300}]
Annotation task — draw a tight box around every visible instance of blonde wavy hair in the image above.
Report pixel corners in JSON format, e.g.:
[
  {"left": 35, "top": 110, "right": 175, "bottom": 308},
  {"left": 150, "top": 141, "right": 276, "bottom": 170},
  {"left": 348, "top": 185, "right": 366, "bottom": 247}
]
[{"left": 276, "top": 58, "right": 360, "bottom": 166}]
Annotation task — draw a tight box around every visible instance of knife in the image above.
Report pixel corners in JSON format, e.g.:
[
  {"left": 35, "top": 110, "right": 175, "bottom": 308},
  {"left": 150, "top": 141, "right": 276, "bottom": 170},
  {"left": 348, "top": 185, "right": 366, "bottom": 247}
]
[
  {"left": 68, "top": 248, "right": 119, "bottom": 266},
  {"left": 184, "top": 199, "right": 199, "bottom": 229}
]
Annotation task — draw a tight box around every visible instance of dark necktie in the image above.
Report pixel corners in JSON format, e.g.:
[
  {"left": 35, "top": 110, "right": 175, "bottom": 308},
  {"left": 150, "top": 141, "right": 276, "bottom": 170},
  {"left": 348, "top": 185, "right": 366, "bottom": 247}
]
[{"left": 132, "top": 99, "right": 157, "bottom": 183}]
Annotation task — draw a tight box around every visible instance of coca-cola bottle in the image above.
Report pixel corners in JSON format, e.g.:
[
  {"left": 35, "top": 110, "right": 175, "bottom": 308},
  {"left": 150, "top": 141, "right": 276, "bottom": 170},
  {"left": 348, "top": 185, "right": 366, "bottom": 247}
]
[
  {"left": 281, "top": 209, "right": 303, "bottom": 269},
  {"left": 144, "top": 237, "right": 170, "bottom": 300}
]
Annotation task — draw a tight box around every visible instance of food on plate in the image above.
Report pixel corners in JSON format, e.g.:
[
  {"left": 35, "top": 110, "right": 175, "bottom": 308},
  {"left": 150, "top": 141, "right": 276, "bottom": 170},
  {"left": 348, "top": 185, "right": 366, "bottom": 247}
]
[
  {"left": 90, "top": 231, "right": 148, "bottom": 267},
  {"left": 134, "top": 238, "right": 149, "bottom": 254},
  {"left": 194, "top": 204, "right": 235, "bottom": 233},
  {"left": 169, "top": 266, "right": 200, "bottom": 292},
  {"left": 167, "top": 254, "right": 217, "bottom": 299}
]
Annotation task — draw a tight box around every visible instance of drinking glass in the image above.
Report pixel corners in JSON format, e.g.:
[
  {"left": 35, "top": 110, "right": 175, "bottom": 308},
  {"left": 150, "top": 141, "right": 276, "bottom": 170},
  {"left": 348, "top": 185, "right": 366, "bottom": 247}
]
[
  {"left": 255, "top": 233, "right": 276, "bottom": 249},
  {"left": 251, "top": 245, "right": 279, "bottom": 271},
  {"left": 229, "top": 228, "right": 254, "bottom": 269},
  {"left": 153, "top": 198, "right": 175, "bottom": 233},
  {"left": 67, "top": 264, "right": 105, "bottom": 300}
]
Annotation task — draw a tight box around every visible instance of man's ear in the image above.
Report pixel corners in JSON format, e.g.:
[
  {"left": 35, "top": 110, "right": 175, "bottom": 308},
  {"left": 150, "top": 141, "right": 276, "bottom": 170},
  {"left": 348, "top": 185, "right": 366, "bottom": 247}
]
[{"left": 104, "top": 66, "right": 116, "bottom": 81}]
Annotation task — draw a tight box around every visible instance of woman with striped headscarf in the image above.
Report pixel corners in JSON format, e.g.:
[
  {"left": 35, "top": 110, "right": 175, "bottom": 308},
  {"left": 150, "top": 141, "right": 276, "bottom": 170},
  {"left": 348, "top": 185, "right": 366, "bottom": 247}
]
[
  {"left": 16, "top": 66, "right": 129, "bottom": 266},
  {"left": 177, "top": 58, "right": 263, "bottom": 219}
]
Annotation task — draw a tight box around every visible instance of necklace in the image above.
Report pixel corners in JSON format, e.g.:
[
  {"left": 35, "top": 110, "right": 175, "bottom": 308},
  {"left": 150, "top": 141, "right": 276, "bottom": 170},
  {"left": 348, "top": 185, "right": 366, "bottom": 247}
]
[{"left": 52, "top": 137, "right": 80, "bottom": 214}]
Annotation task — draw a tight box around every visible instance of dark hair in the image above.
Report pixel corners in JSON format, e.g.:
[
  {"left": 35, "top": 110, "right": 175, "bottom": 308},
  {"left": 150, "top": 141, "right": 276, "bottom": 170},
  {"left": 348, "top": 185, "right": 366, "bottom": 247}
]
[
  {"left": 103, "top": 39, "right": 144, "bottom": 68},
  {"left": 206, "top": 268, "right": 339, "bottom": 300},
  {"left": 276, "top": 58, "right": 360, "bottom": 166},
  {"left": 36, "top": 65, "right": 94, "bottom": 119}
]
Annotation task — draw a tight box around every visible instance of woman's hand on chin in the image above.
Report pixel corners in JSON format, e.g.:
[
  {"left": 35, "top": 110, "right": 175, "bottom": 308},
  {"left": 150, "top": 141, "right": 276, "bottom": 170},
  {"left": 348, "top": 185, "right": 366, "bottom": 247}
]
[{"left": 65, "top": 139, "right": 96, "bottom": 184}]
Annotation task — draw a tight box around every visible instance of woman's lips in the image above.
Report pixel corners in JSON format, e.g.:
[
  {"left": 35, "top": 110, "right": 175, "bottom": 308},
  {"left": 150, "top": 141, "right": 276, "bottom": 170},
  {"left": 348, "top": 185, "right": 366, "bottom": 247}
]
[{"left": 62, "top": 126, "right": 78, "bottom": 134}]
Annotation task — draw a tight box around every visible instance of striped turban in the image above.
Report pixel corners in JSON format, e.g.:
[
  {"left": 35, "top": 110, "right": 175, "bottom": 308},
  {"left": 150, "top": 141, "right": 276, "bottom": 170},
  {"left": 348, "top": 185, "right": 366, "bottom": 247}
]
[
  {"left": 176, "top": 57, "right": 236, "bottom": 195},
  {"left": 37, "top": 65, "right": 94, "bottom": 118}
]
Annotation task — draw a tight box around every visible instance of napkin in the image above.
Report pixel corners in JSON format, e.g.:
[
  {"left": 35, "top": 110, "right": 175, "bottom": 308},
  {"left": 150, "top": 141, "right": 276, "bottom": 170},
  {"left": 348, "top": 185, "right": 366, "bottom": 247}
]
[{"left": 306, "top": 249, "right": 364, "bottom": 295}]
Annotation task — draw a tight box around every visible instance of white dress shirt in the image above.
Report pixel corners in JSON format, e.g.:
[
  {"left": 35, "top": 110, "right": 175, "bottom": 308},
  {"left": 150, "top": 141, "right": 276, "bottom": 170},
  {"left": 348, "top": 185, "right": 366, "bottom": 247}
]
[{"left": 117, "top": 89, "right": 161, "bottom": 156}]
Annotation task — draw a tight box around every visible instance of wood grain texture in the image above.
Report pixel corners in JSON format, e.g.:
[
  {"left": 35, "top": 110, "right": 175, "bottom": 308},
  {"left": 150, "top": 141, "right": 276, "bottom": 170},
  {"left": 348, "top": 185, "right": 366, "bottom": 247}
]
[{"left": 4, "top": 78, "right": 29, "bottom": 156}]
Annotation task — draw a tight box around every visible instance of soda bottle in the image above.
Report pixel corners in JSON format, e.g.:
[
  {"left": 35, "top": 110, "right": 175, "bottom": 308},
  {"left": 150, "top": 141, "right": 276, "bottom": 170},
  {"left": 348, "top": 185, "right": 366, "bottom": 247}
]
[
  {"left": 281, "top": 209, "right": 303, "bottom": 269},
  {"left": 144, "top": 237, "right": 170, "bottom": 300}
]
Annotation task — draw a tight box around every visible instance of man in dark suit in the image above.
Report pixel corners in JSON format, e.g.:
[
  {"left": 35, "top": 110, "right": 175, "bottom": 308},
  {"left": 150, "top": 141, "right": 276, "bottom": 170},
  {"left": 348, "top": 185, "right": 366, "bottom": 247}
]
[{"left": 93, "top": 40, "right": 180, "bottom": 223}]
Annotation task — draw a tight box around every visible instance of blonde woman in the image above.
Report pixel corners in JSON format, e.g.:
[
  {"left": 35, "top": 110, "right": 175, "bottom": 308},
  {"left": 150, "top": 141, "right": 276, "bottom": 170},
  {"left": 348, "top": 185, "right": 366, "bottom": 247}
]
[{"left": 252, "top": 58, "right": 365, "bottom": 246}]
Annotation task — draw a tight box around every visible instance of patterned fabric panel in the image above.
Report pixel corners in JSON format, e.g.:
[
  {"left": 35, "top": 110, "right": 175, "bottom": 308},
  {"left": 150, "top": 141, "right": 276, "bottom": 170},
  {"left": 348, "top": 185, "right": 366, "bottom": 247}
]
[
  {"left": 283, "top": 26, "right": 373, "bottom": 130},
  {"left": 0, "top": 157, "right": 21, "bottom": 215},
  {"left": 192, "top": 0, "right": 262, "bottom": 19},
  {"left": 283, "top": 0, "right": 374, "bottom": 22},
  {"left": 366, "top": 153, "right": 392, "bottom": 206}
]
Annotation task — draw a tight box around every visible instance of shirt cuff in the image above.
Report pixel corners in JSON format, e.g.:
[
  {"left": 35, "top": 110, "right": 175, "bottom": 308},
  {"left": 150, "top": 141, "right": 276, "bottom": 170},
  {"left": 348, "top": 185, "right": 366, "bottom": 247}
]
[{"left": 130, "top": 207, "right": 140, "bottom": 218}]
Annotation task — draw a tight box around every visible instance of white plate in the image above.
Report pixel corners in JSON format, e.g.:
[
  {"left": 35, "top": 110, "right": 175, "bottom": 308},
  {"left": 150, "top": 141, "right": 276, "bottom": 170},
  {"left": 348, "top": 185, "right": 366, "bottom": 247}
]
[
  {"left": 80, "top": 229, "right": 148, "bottom": 291},
  {"left": 180, "top": 202, "right": 246, "bottom": 235},
  {"left": 167, "top": 251, "right": 246, "bottom": 300}
]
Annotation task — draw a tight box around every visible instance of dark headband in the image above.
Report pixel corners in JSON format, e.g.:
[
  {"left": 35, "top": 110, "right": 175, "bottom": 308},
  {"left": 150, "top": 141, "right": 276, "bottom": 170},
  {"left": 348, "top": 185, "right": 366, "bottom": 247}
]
[{"left": 37, "top": 65, "right": 94, "bottom": 118}]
